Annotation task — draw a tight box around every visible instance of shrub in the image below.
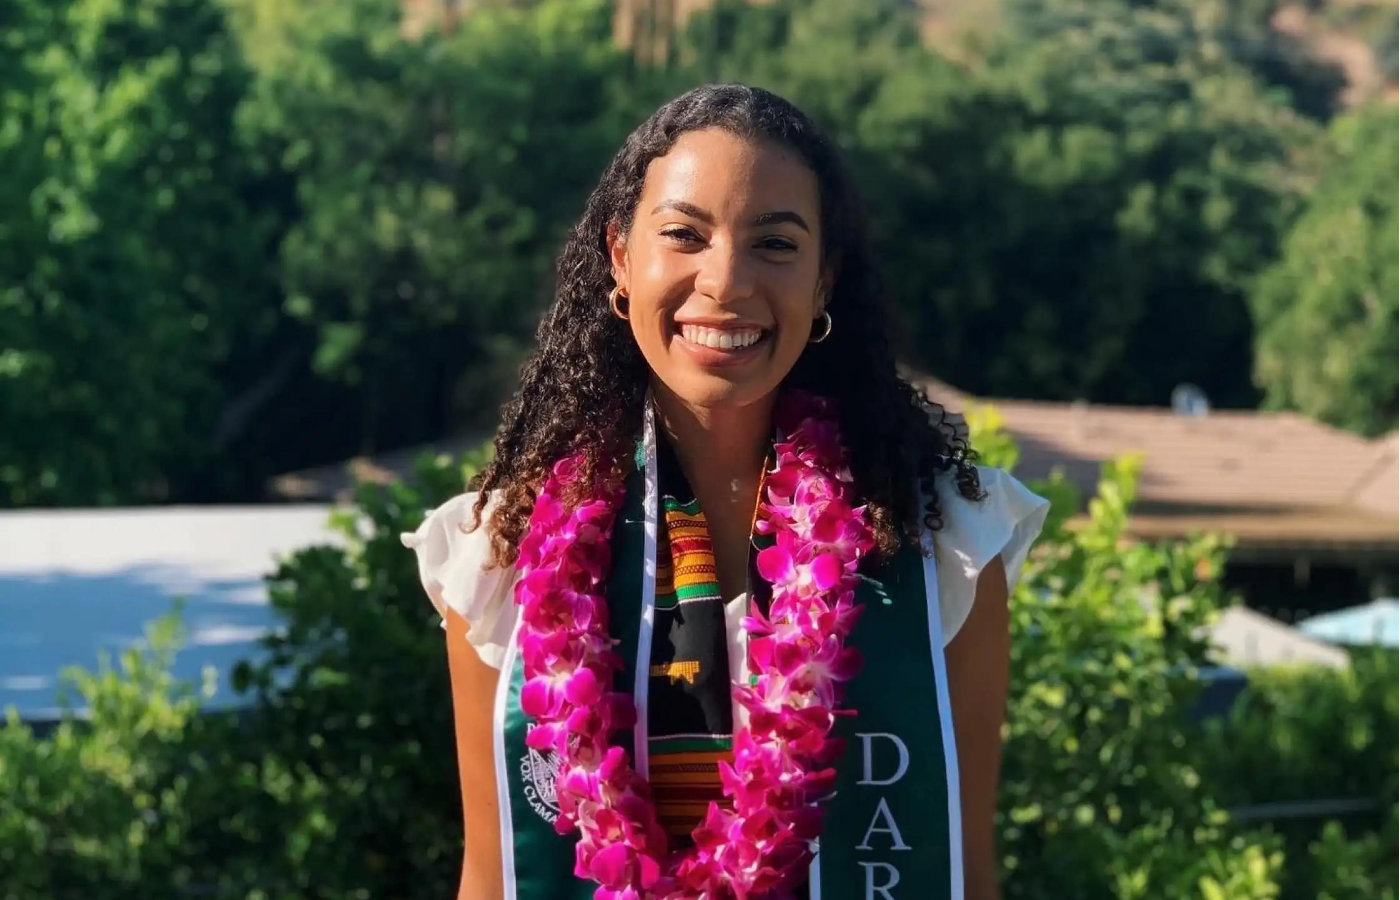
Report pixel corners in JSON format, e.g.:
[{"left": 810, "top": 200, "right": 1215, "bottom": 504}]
[
  {"left": 186, "top": 449, "right": 482, "bottom": 899},
  {"left": 0, "top": 451, "right": 475, "bottom": 900},
  {"left": 1197, "top": 650, "right": 1400, "bottom": 899},
  {"left": 1305, "top": 815, "right": 1399, "bottom": 900},
  {"left": 0, "top": 613, "right": 211, "bottom": 898},
  {"left": 4, "top": 425, "right": 1393, "bottom": 899},
  {"left": 966, "top": 406, "right": 1284, "bottom": 899}
]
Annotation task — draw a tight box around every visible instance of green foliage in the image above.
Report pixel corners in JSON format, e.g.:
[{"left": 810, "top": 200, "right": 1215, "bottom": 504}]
[
  {"left": 231, "top": 0, "right": 648, "bottom": 446},
  {"left": 4, "top": 0, "right": 1387, "bottom": 504},
  {"left": 0, "top": 612, "right": 212, "bottom": 897},
  {"left": 1201, "top": 650, "right": 1398, "bottom": 810},
  {"left": 971, "top": 410, "right": 1286, "bottom": 899},
  {"left": 1306, "top": 816, "right": 1399, "bottom": 900},
  {"left": 184, "top": 449, "right": 479, "bottom": 898},
  {"left": 1197, "top": 650, "right": 1400, "bottom": 899},
  {"left": 0, "top": 451, "right": 477, "bottom": 899},
  {"left": 0, "top": 0, "right": 280, "bottom": 506},
  {"left": 1250, "top": 103, "right": 1399, "bottom": 437},
  {"left": 3, "top": 428, "right": 1396, "bottom": 897},
  {"left": 0, "top": 0, "right": 653, "bottom": 506},
  {"left": 682, "top": 0, "right": 1314, "bottom": 408}
]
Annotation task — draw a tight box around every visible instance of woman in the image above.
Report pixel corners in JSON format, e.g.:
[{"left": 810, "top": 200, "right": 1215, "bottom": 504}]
[{"left": 403, "top": 84, "right": 1049, "bottom": 900}]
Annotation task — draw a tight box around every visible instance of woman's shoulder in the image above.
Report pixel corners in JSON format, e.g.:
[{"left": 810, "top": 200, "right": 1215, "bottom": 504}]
[
  {"left": 399, "top": 490, "right": 491, "bottom": 563},
  {"left": 399, "top": 490, "right": 519, "bottom": 669},
  {"left": 927, "top": 462, "right": 1049, "bottom": 535},
  {"left": 923, "top": 463, "right": 1051, "bottom": 647}
]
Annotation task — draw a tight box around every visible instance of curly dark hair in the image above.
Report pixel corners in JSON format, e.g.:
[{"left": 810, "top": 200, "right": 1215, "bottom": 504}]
[{"left": 470, "top": 83, "right": 982, "bottom": 566}]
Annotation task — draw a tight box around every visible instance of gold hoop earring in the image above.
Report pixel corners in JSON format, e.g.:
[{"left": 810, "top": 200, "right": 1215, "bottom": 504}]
[
  {"left": 809, "top": 310, "right": 832, "bottom": 343},
  {"left": 609, "top": 286, "right": 629, "bottom": 321}
]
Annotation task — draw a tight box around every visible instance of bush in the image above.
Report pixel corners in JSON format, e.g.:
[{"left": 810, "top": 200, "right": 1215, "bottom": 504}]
[
  {"left": 1305, "top": 815, "right": 1399, "bottom": 900},
  {"left": 181, "top": 448, "right": 482, "bottom": 899},
  {"left": 0, "top": 450, "right": 476, "bottom": 900},
  {"left": 4, "top": 424, "right": 1394, "bottom": 899},
  {"left": 1197, "top": 650, "right": 1400, "bottom": 900},
  {"left": 0, "top": 613, "right": 212, "bottom": 898},
  {"left": 967, "top": 406, "right": 1284, "bottom": 899},
  {"left": 972, "top": 404, "right": 1397, "bottom": 899}
]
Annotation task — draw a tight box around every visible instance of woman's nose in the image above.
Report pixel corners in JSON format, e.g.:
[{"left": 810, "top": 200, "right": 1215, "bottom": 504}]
[{"left": 692, "top": 237, "right": 756, "bottom": 305}]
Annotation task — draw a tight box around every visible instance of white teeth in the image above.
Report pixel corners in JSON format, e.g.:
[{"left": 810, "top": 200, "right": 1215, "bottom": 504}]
[{"left": 679, "top": 324, "right": 764, "bottom": 350}]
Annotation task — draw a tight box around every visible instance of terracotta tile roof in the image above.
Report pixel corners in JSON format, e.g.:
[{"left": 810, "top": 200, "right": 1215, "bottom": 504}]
[
  {"left": 1350, "top": 431, "right": 1399, "bottom": 517},
  {"left": 267, "top": 431, "right": 490, "bottom": 504},
  {"left": 268, "top": 371, "right": 1396, "bottom": 552},
  {"left": 1127, "top": 508, "right": 1394, "bottom": 558},
  {"left": 911, "top": 372, "right": 1398, "bottom": 552}
]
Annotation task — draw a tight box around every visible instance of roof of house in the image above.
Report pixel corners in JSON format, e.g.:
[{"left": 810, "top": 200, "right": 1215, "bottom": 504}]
[
  {"left": 269, "top": 374, "right": 1396, "bottom": 554},
  {"left": 1297, "top": 597, "right": 1400, "bottom": 648},
  {"left": 0, "top": 505, "right": 345, "bottom": 720},
  {"left": 267, "top": 431, "right": 490, "bottom": 504},
  {"left": 914, "top": 374, "right": 1397, "bottom": 554},
  {"left": 1208, "top": 604, "right": 1352, "bottom": 669}
]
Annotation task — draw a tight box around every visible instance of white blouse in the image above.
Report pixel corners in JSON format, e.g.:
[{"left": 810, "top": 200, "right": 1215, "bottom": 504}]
[{"left": 400, "top": 465, "right": 1050, "bottom": 670}]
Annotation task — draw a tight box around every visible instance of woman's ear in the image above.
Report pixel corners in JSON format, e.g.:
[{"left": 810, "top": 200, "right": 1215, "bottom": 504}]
[
  {"left": 816, "top": 264, "right": 837, "bottom": 314},
  {"left": 606, "top": 220, "right": 629, "bottom": 292}
]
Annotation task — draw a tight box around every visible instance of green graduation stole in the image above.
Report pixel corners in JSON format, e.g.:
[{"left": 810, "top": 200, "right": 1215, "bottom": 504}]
[{"left": 489, "top": 443, "right": 963, "bottom": 900}]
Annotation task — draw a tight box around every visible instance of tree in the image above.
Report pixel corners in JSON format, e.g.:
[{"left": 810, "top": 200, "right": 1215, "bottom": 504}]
[
  {"left": 229, "top": 0, "right": 646, "bottom": 459},
  {"left": 0, "top": 0, "right": 279, "bottom": 506},
  {"left": 680, "top": 0, "right": 1315, "bottom": 408},
  {"left": 1249, "top": 102, "right": 1398, "bottom": 438}
]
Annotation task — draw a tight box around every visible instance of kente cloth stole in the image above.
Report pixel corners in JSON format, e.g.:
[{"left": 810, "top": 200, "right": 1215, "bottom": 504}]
[
  {"left": 645, "top": 428, "right": 744, "bottom": 841},
  {"left": 488, "top": 425, "right": 965, "bottom": 900}
]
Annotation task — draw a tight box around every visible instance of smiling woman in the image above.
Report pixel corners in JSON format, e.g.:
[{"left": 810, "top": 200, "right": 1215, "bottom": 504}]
[
  {"left": 610, "top": 129, "right": 825, "bottom": 408},
  {"left": 401, "top": 84, "right": 1049, "bottom": 900}
]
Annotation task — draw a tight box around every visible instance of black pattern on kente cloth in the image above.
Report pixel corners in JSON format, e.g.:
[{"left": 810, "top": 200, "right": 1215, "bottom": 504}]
[{"left": 646, "top": 431, "right": 734, "bottom": 740}]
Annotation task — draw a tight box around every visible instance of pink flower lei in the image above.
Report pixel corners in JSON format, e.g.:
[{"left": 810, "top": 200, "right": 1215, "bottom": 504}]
[{"left": 513, "top": 392, "right": 874, "bottom": 900}]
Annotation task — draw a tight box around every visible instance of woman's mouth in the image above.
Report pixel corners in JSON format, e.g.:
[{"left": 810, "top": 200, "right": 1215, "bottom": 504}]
[{"left": 674, "top": 322, "right": 772, "bottom": 367}]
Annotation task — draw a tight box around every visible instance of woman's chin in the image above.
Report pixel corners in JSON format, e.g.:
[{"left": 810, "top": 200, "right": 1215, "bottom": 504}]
[{"left": 653, "top": 368, "right": 783, "bottom": 412}]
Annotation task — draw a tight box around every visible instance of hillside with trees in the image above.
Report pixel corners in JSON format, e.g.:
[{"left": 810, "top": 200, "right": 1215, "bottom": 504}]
[{"left": 0, "top": 0, "right": 1393, "bottom": 508}]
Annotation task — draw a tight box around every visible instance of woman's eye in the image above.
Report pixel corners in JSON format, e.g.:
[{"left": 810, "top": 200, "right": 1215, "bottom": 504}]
[
  {"left": 660, "top": 227, "right": 701, "bottom": 245},
  {"left": 758, "top": 237, "right": 798, "bottom": 252}
]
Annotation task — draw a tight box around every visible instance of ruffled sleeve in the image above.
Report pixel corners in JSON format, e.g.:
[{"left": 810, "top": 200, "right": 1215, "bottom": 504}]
[
  {"left": 931, "top": 465, "right": 1051, "bottom": 647},
  {"left": 399, "top": 491, "right": 519, "bottom": 670}
]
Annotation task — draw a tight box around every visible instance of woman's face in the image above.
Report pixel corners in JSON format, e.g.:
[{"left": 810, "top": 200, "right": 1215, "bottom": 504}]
[{"left": 609, "top": 128, "right": 826, "bottom": 411}]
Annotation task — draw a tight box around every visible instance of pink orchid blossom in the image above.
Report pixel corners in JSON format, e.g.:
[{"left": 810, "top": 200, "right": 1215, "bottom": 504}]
[{"left": 511, "top": 391, "right": 872, "bottom": 898}]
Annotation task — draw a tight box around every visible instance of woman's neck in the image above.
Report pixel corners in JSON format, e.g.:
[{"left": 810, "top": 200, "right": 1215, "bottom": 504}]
[{"left": 650, "top": 382, "right": 773, "bottom": 509}]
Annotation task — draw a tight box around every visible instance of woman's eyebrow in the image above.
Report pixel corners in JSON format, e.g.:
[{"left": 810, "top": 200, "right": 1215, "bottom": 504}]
[
  {"left": 753, "top": 210, "right": 810, "bottom": 233},
  {"left": 652, "top": 200, "right": 713, "bottom": 222},
  {"left": 651, "top": 200, "right": 810, "bottom": 233}
]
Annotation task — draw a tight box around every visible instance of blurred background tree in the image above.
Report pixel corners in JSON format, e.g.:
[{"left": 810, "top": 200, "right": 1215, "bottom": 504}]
[
  {"left": 3, "top": 0, "right": 1393, "bottom": 508},
  {"left": 679, "top": 0, "right": 1316, "bottom": 408},
  {"left": 0, "top": 0, "right": 282, "bottom": 506},
  {"left": 1248, "top": 102, "right": 1399, "bottom": 438},
  {"left": 226, "top": 0, "right": 648, "bottom": 469}
]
